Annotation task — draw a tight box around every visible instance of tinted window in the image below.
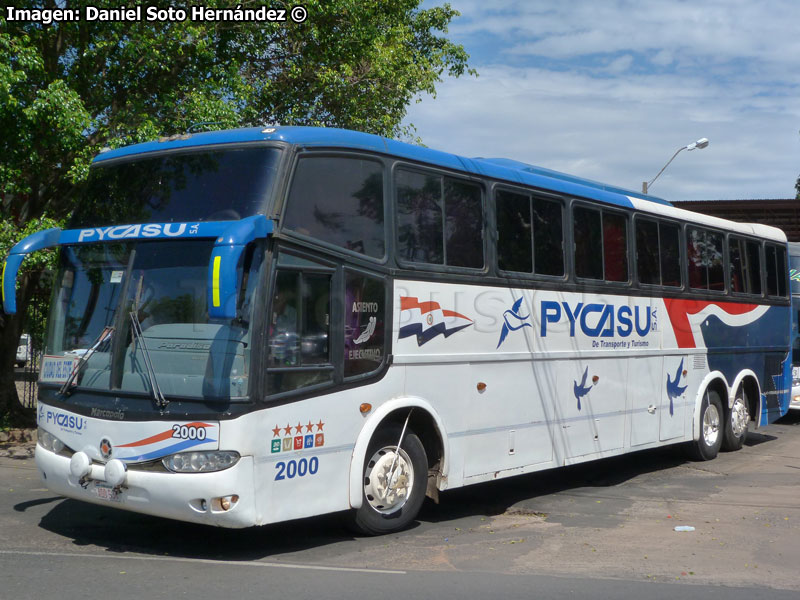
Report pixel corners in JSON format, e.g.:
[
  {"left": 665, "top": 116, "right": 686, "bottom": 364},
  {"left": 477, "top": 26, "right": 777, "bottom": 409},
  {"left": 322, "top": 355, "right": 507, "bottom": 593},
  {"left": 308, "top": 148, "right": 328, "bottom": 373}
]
[
  {"left": 636, "top": 218, "right": 660, "bottom": 285},
  {"left": 660, "top": 223, "right": 681, "bottom": 287},
  {"left": 574, "top": 206, "right": 627, "bottom": 282},
  {"left": 496, "top": 190, "right": 532, "bottom": 273},
  {"left": 533, "top": 197, "right": 564, "bottom": 276},
  {"left": 345, "top": 271, "right": 385, "bottom": 378},
  {"left": 72, "top": 148, "right": 281, "bottom": 227},
  {"left": 747, "top": 241, "right": 763, "bottom": 295},
  {"left": 396, "top": 170, "right": 443, "bottom": 264},
  {"left": 445, "top": 179, "right": 483, "bottom": 268},
  {"left": 777, "top": 245, "right": 787, "bottom": 297},
  {"left": 284, "top": 156, "right": 384, "bottom": 258},
  {"left": 603, "top": 212, "right": 628, "bottom": 282},
  {"left": 574, "top": 207, "right": 603, "bottom": 279},
  {"left": 730, "top": 237, "right": 762, "bottom": 295},
  {"left": 267, "top": 258, "right": 333, "bottom": 395},
  {"left": 766, "top": 243, "right": 788, "bottom": 297},
  {"left": 687, "top": 227, "right": 724, "bottom": 291},
  {"left": 396, "top": 169, "right": 483, "bottom": 268}
]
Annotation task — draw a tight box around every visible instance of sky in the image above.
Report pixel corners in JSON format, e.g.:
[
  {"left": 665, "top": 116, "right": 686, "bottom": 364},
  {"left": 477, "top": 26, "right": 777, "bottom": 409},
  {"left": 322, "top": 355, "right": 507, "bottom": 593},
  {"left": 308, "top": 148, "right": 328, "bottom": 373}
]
[{"left": 402, "top": 0, "right": 800, "bottom": 202}]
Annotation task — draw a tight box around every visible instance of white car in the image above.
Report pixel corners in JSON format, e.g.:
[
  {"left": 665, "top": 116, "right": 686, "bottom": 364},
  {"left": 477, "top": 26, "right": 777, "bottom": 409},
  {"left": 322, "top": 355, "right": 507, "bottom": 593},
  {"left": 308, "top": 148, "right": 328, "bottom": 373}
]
[
  {"left": 791, "top": 366, "right": 800, "bottom": 411},
  {"left": 16, "top": 333, "right": 31, "bottom": 368}
]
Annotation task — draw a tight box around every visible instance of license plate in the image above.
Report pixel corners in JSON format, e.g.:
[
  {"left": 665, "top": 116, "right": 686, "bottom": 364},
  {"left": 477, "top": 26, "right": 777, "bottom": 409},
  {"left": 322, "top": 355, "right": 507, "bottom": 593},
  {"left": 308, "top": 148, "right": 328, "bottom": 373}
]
[{"left": 92, "top": 482, "right": 123, "bottom": 503}]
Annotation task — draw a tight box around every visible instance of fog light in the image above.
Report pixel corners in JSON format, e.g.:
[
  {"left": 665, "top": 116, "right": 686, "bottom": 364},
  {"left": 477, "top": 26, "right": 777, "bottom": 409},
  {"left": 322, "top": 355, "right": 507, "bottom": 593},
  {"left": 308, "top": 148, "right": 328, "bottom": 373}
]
[{"left": 217, "top": 494, "right": 239, "bottom": 511}]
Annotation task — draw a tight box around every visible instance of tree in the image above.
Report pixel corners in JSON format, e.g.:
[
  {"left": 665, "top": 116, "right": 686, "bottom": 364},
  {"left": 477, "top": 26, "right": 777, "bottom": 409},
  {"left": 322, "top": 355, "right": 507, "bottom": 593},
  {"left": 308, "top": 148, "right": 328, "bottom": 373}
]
[{"left": 0, "top": 0, "right": 474, "bottom": 425}]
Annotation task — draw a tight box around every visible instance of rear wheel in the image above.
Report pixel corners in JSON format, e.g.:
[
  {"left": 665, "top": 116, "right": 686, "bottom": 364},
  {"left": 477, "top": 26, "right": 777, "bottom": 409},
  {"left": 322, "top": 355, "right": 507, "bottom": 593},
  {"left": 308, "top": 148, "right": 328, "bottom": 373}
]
[
  {"left": 722, "top": 389, "right": 749, "bottom": 451},
  {"left": 349, "top": 424, "right": 428, "bottom": 535},
  {"left": 689, "top": 389, "right": 724, "bottom": 461}
]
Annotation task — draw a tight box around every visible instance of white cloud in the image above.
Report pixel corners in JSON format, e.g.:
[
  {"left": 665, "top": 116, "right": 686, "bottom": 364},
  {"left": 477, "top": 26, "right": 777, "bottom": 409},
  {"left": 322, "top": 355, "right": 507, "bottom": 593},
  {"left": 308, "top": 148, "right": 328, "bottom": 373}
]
[
  {"left": 403, "top": 0, "right": 800, "bottom": 200},
  {"left": 605, "top": 54, "right": 634, "bottom": 74}
]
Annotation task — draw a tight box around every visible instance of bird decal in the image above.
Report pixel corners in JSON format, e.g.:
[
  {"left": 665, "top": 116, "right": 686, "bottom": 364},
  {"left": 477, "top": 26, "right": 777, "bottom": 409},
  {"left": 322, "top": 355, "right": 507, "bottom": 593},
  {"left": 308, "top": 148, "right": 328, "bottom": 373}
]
[
  {"left": 573, "top": 366, "right": 594, "bottom": 411},
  {"left": 496, "top": 296, "right": 532, "bottom": 349},
  {"left": 665, "top": 358, "right": 688, "bottom": 416}
]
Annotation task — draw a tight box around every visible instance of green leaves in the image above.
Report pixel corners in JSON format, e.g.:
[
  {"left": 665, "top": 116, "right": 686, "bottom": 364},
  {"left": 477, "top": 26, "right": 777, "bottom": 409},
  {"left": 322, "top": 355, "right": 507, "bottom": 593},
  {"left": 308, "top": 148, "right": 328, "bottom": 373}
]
[{"left": 1, "top": 0, "right": 473, "bottom": 228}]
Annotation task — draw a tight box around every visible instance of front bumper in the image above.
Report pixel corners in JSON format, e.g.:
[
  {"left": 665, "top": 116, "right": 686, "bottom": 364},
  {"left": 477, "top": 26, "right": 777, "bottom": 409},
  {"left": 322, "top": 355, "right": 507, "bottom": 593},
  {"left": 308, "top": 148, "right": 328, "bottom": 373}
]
[{"left": 35, "top": 445, "right": 257, "bottom": 528}]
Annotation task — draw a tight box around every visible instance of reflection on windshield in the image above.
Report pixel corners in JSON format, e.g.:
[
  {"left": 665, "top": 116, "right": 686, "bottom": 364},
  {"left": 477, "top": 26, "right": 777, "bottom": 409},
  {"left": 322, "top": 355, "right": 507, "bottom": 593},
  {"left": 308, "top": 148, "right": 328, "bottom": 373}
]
[
  {"left": 70, "top": 147, "right": 281, "bottom": 227},
  {"left": 44, "top": 240, "right": 261, "bottom": 402}
]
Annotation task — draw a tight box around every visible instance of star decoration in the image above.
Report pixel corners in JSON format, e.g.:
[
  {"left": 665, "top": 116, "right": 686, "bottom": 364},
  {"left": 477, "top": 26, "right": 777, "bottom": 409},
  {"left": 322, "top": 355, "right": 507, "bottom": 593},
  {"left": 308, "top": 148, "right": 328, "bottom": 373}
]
[
  {"left": 294, "top": 422, "right": 303, "bottom": 434},
  {"left": 305, "top": 421, "right": 314, "bottom": 433},
  {"left": 283, "top": 424, "right": 292, "bottom": 436},
  {"left": 272, "top": 425, "right": 281, "bottom": 438},
  {"left": 316, "top": 419, "right": 325, "bottom": 432}
]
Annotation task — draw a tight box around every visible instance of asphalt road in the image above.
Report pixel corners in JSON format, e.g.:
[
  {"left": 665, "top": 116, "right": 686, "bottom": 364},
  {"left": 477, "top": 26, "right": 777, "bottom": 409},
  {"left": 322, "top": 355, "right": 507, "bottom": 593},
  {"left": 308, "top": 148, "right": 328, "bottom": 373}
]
[{"left": 2, "top": 412, "right": 800, "bottom": 600}]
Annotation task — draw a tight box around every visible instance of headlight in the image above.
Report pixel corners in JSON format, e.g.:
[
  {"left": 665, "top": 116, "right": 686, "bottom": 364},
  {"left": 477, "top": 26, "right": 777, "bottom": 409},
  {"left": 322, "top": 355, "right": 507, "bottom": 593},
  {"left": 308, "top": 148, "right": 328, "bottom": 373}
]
[
  {"left": 162, "top": 451, "right": 240, "bottom": 473},
  {"left": 37, "top": 428, "right": 65, "bottom": 454}
]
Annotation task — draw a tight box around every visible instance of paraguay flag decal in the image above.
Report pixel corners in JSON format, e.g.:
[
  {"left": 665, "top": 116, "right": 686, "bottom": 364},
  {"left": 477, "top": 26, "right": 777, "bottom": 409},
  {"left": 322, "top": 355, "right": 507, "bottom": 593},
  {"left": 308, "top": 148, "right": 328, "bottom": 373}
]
[{"left": 398, "top": 296, "right": 473, "bottom": 346}]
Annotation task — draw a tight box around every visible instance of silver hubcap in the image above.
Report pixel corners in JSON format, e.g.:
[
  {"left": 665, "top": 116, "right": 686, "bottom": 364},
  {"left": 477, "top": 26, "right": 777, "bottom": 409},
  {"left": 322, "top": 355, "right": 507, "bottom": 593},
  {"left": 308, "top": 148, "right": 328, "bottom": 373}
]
[
  {"left": 731, "top": 397, "right": 749, "bottom": 438},
  {"left": 703, "top": 403, "right": 721, "bottom": 447},
  {"left": 363, "top": 446, "right": 414, "bottom": 515}
]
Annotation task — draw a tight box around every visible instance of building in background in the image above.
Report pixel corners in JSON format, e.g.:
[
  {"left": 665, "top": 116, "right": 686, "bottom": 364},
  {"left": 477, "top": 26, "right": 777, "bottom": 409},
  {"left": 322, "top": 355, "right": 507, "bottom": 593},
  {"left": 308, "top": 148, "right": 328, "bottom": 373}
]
[{"left": 674, "top": 199, "right": 800, "bottom": 242}]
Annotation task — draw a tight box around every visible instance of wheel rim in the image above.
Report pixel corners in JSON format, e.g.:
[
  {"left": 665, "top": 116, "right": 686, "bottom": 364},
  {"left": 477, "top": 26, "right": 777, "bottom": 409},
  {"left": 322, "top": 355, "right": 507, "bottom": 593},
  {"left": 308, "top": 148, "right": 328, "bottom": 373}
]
[
  {"left": 730, "top": 396, "right": 749, "bottom": 438},
  {"left": 703, "top": 403, "right": 721, "bottom": 447},
  {"left": 363, "top": 446, "right": 414, "bottom": 515}
]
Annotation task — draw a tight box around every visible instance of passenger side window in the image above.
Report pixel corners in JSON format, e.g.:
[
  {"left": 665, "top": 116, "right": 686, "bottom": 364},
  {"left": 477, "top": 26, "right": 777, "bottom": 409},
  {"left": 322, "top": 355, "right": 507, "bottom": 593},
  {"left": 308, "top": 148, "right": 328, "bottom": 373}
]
[
  {"left": 396, "top": 168, "right": 484, "bottom": 269},
  {"left": 635, "top": 219, "right": 681, "bottom": 287},
  {"left": 496, "top": 190, "right": 532, "bottom": 273},
  {"left": 729, "top": 237, "right": 762, "bottom": 295},
  {"left": 766, "top": 243, "right": 788, "bottom": 297},
  {"left": 284, "top": 156, "right": 385, "bottom": 259},
  {"left": 344, "top": 270, "right": 386, "bottom": 378},
  {"left": 574, "top": 206, "right": 628, "bottom": 282},
  {"left": 687, "top": 227, "right": 724, "bottom": 291}
]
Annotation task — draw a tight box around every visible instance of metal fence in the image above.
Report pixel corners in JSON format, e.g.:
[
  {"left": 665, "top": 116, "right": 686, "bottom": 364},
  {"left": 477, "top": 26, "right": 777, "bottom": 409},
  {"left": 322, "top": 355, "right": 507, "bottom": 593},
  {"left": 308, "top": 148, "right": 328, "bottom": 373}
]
[{"left": 14, "top": 270, "right": 51, "bottom": 410}]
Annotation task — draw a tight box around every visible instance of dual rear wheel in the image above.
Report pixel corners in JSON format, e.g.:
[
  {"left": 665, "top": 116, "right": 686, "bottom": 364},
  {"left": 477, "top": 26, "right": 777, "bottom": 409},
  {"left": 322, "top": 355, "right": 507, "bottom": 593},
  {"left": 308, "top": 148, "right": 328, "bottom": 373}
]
[{"left": 690, "top": 388, "right": 749, "bottom": 461}]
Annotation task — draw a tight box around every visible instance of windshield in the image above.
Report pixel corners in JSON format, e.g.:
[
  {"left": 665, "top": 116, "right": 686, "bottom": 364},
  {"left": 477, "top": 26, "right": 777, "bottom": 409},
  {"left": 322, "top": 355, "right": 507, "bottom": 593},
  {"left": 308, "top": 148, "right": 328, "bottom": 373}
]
[
  {"left": 43, "top": 239, "right": 262, "bottom": 402},
  {"left": 70, "top": 146, "right": 281, "bottom": 227}
]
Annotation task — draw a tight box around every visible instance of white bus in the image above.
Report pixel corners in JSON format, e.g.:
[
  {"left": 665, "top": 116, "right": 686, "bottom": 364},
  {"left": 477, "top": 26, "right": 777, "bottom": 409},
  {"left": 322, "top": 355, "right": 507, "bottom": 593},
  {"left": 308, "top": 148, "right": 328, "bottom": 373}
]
[{"left": 3, "top": 126, "right": 791, "bottom": 534}]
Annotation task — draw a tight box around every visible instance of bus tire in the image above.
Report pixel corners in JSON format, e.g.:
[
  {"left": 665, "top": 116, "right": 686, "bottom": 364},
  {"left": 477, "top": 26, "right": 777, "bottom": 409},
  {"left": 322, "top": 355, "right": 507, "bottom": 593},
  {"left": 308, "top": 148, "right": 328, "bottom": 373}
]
[
  {"left": 689, "top": 389, "right": 724, "bottom": 461},
  {"left": 349, "top": 425, "right": 427, "bottom": 536},
  {"left": 722, "top": 389, "right": 749, "bottom": 452}
]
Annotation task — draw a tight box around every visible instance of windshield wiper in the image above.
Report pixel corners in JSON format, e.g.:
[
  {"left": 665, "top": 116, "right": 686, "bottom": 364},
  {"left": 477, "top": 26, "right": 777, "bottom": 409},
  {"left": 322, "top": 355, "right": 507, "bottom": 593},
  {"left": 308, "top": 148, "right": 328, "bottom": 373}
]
[
  {"left": 59, "top": 327, "right": 115, "bottom": 396},
  {"left": 129, "top": 310, "right": 168, "bottom": 409}
]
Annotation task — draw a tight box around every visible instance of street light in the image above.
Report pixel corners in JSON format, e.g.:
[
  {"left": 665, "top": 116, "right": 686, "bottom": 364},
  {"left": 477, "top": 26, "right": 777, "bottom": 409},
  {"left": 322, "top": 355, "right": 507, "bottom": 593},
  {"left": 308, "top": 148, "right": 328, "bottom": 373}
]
[{"left": 642, "top": 137, "right": 709, "bottom": 194}]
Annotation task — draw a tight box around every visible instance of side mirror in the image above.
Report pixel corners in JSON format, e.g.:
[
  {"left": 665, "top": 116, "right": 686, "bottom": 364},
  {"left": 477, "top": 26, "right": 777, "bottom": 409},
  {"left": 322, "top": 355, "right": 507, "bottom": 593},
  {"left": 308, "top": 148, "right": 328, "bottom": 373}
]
[
  {"left": 1, "top": 228, "right": 62, "bottom": 315},
  {"left": 208, "top": 215, "right": 273, "bottom": 320}
]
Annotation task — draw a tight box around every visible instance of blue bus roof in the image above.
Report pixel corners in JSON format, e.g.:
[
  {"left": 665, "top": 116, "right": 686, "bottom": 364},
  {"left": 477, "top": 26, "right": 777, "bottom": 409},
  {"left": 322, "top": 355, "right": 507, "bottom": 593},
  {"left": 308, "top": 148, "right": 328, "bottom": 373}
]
[{"left": 93, "top": 126, "right": 672, "bottom": 209}]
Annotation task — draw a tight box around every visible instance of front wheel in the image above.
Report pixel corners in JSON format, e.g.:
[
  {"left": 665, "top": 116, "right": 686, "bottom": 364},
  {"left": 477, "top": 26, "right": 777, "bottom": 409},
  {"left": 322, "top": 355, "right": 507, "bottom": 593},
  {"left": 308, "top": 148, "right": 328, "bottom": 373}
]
[
  {"left": 349, "top": 424, "right": 428, "bottom": 535},
  {"left": 689, "top": 389, "right": 724, "bottom": 461},
  {"left": 722, "top": 389, "right": 749, "bottom": 451}
]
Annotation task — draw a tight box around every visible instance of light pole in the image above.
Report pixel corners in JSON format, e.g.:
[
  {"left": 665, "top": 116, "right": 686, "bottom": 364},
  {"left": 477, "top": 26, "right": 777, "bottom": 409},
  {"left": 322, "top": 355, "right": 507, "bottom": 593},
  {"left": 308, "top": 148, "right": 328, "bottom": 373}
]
[{"left": 642, "top": 138, "right": 709, "bottom": 194}]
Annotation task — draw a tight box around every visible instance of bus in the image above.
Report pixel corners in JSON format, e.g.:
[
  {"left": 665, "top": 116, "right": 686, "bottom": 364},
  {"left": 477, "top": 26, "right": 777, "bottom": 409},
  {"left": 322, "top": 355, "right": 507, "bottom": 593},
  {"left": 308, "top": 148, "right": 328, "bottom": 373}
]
[
  {"left": 3, "top": 126, "right": 791, "bottom": 534},
  {"left": 788, "top": 242, "right": 800, "bottom": 409}
]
